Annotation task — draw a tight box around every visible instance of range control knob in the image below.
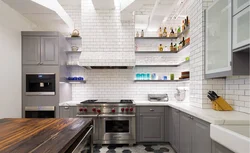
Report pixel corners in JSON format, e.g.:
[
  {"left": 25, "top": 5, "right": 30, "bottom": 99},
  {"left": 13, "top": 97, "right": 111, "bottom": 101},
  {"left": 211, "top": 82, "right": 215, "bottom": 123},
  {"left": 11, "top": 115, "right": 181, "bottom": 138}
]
[
  {"left": 92, "top": 108, "right": 96, "bottom": 112},
  {"left": 130, "top": 107, "right": 134, "bottom": 112},
  {"left": 97, "top": 109, "right": 101, "bottom": 113},
  {"left": 83, "top": 108, "right": 88, "bottom": 112},
  {"left": 112, "top": 108, "right": 115, "bottom": 113},
  {"left": 121, "top": 108, "right": 125, "bottom": 112},
  {"left": 125, "top": 108, "right": 129, "bottom": 112},
  {"left": 79, "top": 108, "right": 83, "bottom": 112}
]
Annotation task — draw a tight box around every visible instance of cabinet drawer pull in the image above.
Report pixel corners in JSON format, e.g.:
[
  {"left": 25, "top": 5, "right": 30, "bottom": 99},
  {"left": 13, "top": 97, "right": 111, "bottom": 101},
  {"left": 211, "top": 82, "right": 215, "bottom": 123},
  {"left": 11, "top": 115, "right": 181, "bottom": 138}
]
[
  {"left": 64, "top": 107, "right": 69, "bottom": 109},
  {"left": 149, "top": 109, "right": 154, "bottom": 111}
]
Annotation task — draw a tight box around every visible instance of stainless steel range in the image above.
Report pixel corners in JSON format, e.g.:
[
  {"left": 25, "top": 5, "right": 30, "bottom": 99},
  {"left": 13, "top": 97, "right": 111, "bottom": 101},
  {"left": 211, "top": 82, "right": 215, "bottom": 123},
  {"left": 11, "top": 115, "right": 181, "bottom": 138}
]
[{"left": 76, "top": 99, "right": 136, "bottom": 145}]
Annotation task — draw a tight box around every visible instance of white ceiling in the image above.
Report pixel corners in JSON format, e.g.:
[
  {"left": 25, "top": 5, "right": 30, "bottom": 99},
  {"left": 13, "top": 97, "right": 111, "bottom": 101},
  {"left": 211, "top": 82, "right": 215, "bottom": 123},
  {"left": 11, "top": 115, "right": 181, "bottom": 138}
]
[
  {"left": 58, "top": 0, "right": 81, "bottom": 6},
  {"left": 133, "top": 0, "right": 188, "bottom": 31},
  {"left": 3, "top": 0, "right": 74, "bottom": 33}
]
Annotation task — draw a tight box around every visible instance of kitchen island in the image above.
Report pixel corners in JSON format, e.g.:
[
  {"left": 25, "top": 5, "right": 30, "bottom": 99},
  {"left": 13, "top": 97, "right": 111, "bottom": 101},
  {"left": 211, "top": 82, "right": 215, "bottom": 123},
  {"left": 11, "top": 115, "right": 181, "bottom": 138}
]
[{"left": 0, "top": 118, "right": 93, "bottom": 153}]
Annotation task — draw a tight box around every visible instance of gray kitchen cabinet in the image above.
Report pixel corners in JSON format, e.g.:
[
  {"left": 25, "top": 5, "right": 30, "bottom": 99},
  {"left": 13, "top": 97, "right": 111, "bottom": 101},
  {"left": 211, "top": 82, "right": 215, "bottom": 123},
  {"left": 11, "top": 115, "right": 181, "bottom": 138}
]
[
  {"left": 41, "top": 37, "right": 59, "bottom": 65},
  {"left": 59, "top": 106, "right": 76, "bottom": 118},
  {"left": 180, "top": 112, "right": 192, "bottom": 153},
  {"left": 205, "top": 0, "right": 232, "bottom": 78},
  {"left": 192, "top": 117, "right": 212, "bottom": 153},
  {"left": 171, "top": 108, "right": 180, "bottom": 152},
  {"left": 233, "top": 0, "right": 250, "bottom": 15},
  {"left": 233, "top": 6, "right": 250, "bottom": 50},
  {"left": 205, "top": 0, "right": 249, "bottom": 78},
  {"left": 137, "top": 106, "right": 165, "bottom": 142},
  {"left": 22, "top": 32, "right": 60, "bottom": 65},
  {"left": 164, "top": 107, "right": 169, "bottom": 142},
  {"left": 22, "top": 36, "right": 41, "bottom": 65},
  {"left": 180, "top": 111, "right": 211, "bottom": 153},
  {"left": 212, "top": 141, "right": 234, "bottom": 153}
]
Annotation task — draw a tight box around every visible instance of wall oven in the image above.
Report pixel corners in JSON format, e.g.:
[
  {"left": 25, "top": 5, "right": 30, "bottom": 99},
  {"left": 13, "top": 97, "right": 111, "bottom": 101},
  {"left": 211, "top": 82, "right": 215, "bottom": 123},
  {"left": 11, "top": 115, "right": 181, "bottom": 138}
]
[
  {"left": 99, "top": 114, "right": 136, "bottom": 145},
  {"left": 26, "top": 73, "right": 56, "bottom": 96},
  {"left": 25, "top": 106, "right": 55, "bottom": 118}
]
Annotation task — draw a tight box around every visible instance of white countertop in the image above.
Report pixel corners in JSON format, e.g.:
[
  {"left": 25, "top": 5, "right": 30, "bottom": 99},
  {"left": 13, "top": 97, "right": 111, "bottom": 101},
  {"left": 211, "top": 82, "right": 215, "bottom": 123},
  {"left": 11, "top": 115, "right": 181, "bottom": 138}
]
[
  {"left": 59, "top": 100, "right": 250, "bottom": 125},
  {"left": 59, "top": 101, "right": 82, "bottom": 106}
]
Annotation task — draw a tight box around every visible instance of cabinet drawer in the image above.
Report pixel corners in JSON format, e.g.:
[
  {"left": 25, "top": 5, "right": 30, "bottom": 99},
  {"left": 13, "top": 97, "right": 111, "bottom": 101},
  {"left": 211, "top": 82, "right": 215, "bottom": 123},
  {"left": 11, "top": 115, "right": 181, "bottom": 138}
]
[{"left": 139, "top": 107, "right": 164, "bottom": 113}]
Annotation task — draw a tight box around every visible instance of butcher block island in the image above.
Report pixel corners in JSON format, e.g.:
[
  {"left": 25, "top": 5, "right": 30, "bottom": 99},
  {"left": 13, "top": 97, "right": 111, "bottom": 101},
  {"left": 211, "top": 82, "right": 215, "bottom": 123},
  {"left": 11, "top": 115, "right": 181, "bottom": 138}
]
[{"left": 0, "top": 118, "right": 93, "bottom": 153}]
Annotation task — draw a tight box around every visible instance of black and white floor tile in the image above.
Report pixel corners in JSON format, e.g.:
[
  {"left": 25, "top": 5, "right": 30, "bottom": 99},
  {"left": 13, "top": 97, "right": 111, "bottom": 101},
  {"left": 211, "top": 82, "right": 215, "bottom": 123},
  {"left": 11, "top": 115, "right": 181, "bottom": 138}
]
[{"left": 92, "top": 144, "right": 175, "bottom": 153}]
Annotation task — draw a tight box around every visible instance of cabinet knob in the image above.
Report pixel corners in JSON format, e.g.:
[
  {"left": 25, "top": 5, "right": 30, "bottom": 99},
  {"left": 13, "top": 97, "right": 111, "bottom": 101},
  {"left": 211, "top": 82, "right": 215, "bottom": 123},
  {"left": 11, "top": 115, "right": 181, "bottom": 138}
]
[{"left": 149, "top": 109, "right": 154, "bottom": 111}]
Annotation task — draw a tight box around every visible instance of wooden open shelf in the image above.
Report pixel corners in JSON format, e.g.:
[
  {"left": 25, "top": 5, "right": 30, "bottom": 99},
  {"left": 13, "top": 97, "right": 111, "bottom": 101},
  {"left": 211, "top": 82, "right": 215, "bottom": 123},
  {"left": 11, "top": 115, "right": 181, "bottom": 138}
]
[{"left": 134, "top": 78, "right": 190, "bottom": 82}]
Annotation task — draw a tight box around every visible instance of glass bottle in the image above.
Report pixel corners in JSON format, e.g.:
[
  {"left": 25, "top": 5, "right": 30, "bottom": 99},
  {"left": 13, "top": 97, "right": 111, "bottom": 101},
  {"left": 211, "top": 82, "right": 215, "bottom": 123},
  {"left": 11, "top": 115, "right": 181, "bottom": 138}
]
[
  {"left": 177, "top": 26, "right": 181, "bottom": 34},
  {"left": 170, "top": 42, "right": 174, "bottom": 51},
  {"left": 158, "top": 44, "right": 163, "bottom": 52},
  {"left": 182, "top": 20, "right": 185, "bottom": 31},
  {"left": 163, "top": 27, "right": 167, "bottom": 37},
  {"left": 141, "top": 30, "right": 144, "bottom": 37},
  {"left": 158, "top": 27, "right": 163, "bottom": 37},
  {"left": 182, "top": 37, "right": 185, "bottom": 46},
  {"left": 136, "top": 31, "right": 139, "bottom": 37}
]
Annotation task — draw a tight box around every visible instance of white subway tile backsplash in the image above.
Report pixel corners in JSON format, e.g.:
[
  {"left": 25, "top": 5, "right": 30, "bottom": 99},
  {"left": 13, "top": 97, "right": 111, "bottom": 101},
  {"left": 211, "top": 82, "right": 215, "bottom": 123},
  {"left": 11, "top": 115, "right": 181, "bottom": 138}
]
[{"left": 62, "top": 0, "right": 249, "bottom": 113}]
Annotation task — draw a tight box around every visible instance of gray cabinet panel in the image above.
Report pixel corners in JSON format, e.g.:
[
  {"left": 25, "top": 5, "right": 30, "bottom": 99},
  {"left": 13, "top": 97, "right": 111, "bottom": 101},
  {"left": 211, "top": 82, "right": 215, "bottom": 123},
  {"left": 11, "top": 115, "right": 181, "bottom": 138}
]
[
  {"left": 164, "top": 107, "right": 169, "bottom": 142},
  {"left": 192, "top": 118, "right": 212, "bottom": 153},
  {"left": 59, "top": 106, "right": 76, "bottom": 118},
  {"left": 41, "top": 37, "right": 59, "bottom": 65},
  {"left": 171, "top": 108, "right": 180, "bottom": 152},
  {"left": 180, "top": 112, "right": 192, "bottom": 153},
  {"left": 212, "top": 141, "right": 234, "bottom": 153},
  {"left": 139, "top": 113, "right": 164, "bottom": 142},
  {"left": 139, "top": 106, "right": 165, "bottom": 113},
  {"left": 22, "top": 36, "right": 40, "bottom": 65}
]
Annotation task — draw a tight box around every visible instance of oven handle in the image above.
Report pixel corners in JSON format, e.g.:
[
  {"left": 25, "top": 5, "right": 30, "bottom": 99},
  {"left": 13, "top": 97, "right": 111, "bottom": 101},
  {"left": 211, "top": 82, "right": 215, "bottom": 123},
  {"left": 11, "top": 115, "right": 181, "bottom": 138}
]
[
  {"left": 99, "top": 114, "right": 135, "bottom": 118},
  {"left": 76, "top": 115, "right": 98, "bottom": 117},
  {"left": 72, "top": 126, "right": 93, "bottom": 153}
]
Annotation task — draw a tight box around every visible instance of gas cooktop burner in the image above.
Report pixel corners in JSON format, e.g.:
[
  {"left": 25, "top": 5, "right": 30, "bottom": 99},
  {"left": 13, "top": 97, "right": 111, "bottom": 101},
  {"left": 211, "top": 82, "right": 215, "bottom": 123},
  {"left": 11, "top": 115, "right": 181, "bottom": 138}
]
[
  {"left": 120, "top": 99, "right": 133, "bottom": 104},
  {"left": 81, "top": 100, "right": 97, "bottom": 103},
  {"left": 80, "top": 99, "right": 133, "bottom": 104}
]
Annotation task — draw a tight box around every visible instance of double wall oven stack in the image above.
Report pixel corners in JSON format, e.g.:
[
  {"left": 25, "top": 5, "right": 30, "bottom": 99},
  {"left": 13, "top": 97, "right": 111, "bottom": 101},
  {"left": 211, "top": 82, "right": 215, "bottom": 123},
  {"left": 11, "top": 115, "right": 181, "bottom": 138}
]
[{"left": 76, "top": 99, "right": 136, "bottom": 146}]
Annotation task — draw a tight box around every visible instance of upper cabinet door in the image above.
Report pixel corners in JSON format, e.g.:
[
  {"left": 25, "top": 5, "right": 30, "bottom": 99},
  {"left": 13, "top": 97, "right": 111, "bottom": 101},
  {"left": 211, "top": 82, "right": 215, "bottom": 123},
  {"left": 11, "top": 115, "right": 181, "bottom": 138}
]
[
  {"left": 205, "top": 0, "right": 232, "bottom": 78},
  {"left": 233, "top": 0, "right": 250, "bottom": 15},
  {"left": 233, "top": 6, "right": 250, "bottom": 50},
  {"left": 41, "top": 37, "right": 59, "bottom": 65},
  {"left": 22, "top": 36, "right": 40, "bottom": 65}
]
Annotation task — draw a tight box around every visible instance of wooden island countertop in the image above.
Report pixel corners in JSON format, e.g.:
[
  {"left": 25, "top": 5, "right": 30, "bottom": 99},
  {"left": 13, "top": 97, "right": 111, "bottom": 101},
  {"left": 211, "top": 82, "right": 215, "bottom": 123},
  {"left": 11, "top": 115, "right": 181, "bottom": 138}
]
[{"left": 0, "top": 118, "right": 92, "bottom": 153}]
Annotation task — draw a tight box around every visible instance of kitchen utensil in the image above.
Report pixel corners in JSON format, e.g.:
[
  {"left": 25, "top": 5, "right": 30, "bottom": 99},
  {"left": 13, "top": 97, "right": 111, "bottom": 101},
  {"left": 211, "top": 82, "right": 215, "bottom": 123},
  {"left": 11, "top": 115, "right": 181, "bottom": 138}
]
[
  {"left": 71, "top": 29, "right": 80, "bottom": 37},
  {"left": 175, "top": 89, "right": 186, "bottom": 101},
  {"left": 207, "top": 94, "right": 215, "bottom": 101},
  {"left": 148, "top": 94, "right": 169, "bottom": 102},
  {"left": 71, "top": 46, "right": 79, "bottom": 51}
]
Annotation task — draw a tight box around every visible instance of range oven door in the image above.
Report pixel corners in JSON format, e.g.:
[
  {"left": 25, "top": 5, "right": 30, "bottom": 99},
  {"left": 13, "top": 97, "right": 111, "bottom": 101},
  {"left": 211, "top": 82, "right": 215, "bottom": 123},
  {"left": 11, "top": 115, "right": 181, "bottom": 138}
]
[
  {"left": 99, "top": 114, "right": 136, "bottom": 144},
  {"left": 26, "top": 73, "right": 56, "bottom": 96}
]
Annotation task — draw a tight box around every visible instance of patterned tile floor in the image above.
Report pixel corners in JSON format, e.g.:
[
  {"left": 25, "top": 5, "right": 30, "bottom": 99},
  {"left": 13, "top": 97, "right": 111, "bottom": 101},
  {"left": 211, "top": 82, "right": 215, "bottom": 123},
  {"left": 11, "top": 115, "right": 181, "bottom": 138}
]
[{"left": 92, "top": 144, "right": 175, "bottom": 153}]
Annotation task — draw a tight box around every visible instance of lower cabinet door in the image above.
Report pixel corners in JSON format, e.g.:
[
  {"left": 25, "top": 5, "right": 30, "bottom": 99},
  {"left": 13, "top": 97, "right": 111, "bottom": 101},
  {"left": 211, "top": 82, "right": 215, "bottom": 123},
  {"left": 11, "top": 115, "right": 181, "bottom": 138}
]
[
  {"left": 192, "top": 118, "right": 212, "bottom": 153},
  {"left": 59, "top": 106, "right": 76, "bottom": 118},
  {"left": 139, "top": 113, "right": 164, "bottom": 142},
  {"left": 180, "top": 112, "right": 192, "bottom": 153},
  {"left": 171, "top": 109, "right": 180, "bottom": 152},
  {"left": 212, "top": 141, "right": 234, "bottom": 153}
]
